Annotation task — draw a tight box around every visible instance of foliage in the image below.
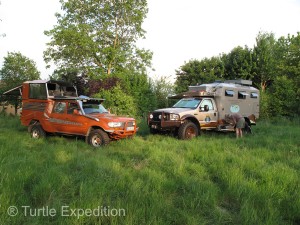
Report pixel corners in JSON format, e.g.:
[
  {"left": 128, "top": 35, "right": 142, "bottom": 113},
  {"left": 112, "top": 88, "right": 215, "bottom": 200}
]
[
  {"left": 151, "top": 76, "right": 174, "bottom": 109},
  {"left": 93, "top": 83, "right": 137, "bottom": 117},
  {"left": 252, "top": 32, "right": 278, "bottom": 91},
  {"left": 87, "top": 76, "right": 122, "bottom": 96},
  {"left": 267, "top": 76, "right": 298, "bottom": 117},
  {"left": 174, "top": 57, "right": 224, "bottom": 93},
  {"left": 0, "top": 52, "right": 40, "bottom": 114},
  {"left": 0, "top": 115, "right": 299, "bottom": 224},
  {"left": 222, "top": 46, "right": 253, "bottom": 80},
  {"left": 44, "top": 0, "right": 152, "bottom": 77},
  {"left": 120, "top": 72, "right": 156, "bottom": 116},
  {"left": 0, "top": 52, "right": 40, "bottom": 88}
]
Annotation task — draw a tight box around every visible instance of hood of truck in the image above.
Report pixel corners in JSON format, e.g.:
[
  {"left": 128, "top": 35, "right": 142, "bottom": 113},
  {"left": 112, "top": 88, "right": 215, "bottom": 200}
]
[
  {"left": 153, "top": 108, "right": 196, "bottom": 116},
  {"left": 85, "top": 113, "right": 135, "bottom": 122}
]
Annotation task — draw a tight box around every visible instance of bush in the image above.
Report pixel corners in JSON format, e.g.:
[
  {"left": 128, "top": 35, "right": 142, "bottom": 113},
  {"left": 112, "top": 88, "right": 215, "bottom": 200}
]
[{"left": 93, "top": 84, "right": 137, "bottom": 117}]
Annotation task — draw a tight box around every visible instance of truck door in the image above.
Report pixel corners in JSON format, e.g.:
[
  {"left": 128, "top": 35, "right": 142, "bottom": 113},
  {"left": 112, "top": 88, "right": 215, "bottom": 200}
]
[
  {"left": 50, "top": 101, "right": 68, "bottom": 132},
  {"left": 50, "top": 101, "right": 85, "bottom": 134},
  {"left": 64, "top": 102, "right": 85, "bottom": 135},
  {"left": 198, "top": 99, "right": 218, "bottom": 129}
]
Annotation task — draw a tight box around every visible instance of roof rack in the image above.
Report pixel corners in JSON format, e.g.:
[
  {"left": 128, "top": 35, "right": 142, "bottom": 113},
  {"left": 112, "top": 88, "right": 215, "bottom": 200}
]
[{"left": 224, "top": 79, "right": 252, "bottom": 86}]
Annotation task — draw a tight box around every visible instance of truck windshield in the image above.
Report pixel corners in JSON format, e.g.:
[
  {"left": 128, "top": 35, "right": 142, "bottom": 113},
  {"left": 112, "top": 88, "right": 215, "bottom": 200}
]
[
  {"left": 82, "top": 103, "right": 108, "bottom": 114},
  {"left": 172, "top": 98, "right": 201, "bottom": 109}
]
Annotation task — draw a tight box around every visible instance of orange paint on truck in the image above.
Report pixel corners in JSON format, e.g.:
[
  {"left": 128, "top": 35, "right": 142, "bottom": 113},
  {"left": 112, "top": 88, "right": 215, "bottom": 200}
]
[{"left": 5, "top": 80, "right": 138, "bottom": 147}]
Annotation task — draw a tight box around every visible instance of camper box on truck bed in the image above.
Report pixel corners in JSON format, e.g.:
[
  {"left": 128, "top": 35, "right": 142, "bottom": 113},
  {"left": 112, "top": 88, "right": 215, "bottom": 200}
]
[{"left": 147, "top": 79, "right": 259, "bottom": 139}]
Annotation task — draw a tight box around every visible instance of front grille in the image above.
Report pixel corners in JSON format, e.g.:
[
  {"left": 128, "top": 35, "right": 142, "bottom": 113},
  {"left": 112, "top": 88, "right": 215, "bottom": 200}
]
[
  {"left": 127, "top": 121, "right": 135, "bottom": 127},
  {"left": 151, "top": 112, "right": 169, "bottom": 121},
  {"left": 152, "top": 112, "right": 161, "bottom": 121}
]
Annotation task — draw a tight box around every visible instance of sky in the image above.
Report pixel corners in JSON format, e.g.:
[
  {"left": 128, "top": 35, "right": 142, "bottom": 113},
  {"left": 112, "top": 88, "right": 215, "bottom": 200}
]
[{"left": 0, "top": 0, "right": 300, "bottom": 81}]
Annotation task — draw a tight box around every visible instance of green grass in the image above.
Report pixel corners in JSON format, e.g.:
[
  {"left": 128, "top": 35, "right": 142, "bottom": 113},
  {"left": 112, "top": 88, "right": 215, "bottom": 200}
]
[{"left": 0, "top": 115, "right": 299, "bottom": 225}]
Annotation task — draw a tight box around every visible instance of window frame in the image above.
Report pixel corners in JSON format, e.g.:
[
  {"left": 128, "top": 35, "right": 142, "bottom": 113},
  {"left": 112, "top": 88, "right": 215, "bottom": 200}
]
[
  {"left": 29, "top": 83, "right": 47, "bottom": 100},
  {"left": 225, "top": 90, "right": 235, "bottom": 97},
  {"left": 250, "top": 92, "right": 259, "bottom": 98},
  {"left": 238, "top": 91, "right": 248, "bottom": 100}
]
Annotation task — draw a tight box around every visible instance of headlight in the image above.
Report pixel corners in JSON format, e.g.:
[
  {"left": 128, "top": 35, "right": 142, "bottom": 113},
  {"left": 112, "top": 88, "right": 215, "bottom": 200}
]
[
  {"left": 149, "top": 114, "right": 153, "bottom": 119},
  {"left": 170, "top": 113, "right": 180, "bottom": 120},
  {"left": 108, "top": 122, "right": 124, "bottom": 128}
]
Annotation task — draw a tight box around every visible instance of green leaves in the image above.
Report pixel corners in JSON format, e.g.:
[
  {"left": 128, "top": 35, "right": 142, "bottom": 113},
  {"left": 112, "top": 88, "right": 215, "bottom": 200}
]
[
  {"left": 0, "top": 52, "right": 40, "bottom": 89},
  {"left": 44, "top": 0, "right": 151, "bottom": 76}
]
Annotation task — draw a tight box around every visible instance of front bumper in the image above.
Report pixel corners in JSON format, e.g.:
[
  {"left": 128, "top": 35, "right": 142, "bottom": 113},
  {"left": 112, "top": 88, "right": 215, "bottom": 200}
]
[
  {"left": 147, "top": 112, "right": 181, "bottom": 130},
  {"left": 107, "top": 121, "right": 138, "bottom": 140}
]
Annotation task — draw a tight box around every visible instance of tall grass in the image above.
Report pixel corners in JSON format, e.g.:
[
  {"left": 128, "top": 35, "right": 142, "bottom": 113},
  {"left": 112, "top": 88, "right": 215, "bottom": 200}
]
[{"left": 0, "top": 115, "right": 299, "bottom": 224}]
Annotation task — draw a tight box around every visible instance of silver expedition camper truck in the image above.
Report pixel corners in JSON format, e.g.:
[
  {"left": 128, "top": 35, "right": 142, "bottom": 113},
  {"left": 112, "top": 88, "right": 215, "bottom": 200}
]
[{"left": 147, "top": 79, "right": 259, "bottom": 139}]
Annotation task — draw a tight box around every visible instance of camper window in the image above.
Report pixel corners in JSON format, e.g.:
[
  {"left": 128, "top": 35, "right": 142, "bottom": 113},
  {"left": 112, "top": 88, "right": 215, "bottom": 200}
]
[
  {"left": 225, "top": 90, "right": 234, "bottom": 97},
  {"left": 251, "top": 92, "right": 258, "bottom": 98},
  {"left": 29, "top": 83, "right": 47, "bottom": 99},
  {"left": 238, "top": 91, "right": 248, "bottom": 99}
]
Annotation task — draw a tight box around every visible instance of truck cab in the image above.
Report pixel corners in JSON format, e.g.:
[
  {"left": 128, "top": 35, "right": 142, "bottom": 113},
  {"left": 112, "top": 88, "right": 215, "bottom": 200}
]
[
  {"left": 147, "top": 80, "right": 259, "bottom": 139},
  {"left": 4, "top": 80, "right": 138, "bottom": 147}
]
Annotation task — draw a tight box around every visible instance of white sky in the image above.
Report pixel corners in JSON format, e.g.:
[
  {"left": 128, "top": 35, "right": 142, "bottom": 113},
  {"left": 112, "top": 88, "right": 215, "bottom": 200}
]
[{"left": 0, "top": 0, "right": 300, "bottom": 81}]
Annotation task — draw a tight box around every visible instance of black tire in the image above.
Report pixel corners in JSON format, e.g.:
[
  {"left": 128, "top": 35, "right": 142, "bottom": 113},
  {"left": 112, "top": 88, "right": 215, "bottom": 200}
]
[
  {"left": 30, "top": 124, "right": 46, "bottom": 139},
  {"left": 88, "top": 129, "right": 110, "bottom": 147},
  {"left": 178, "top": 121, "right": 199, "bottom": 140},
  {"left": 149, "top": 128, "right": 159, "bottom": 135}
]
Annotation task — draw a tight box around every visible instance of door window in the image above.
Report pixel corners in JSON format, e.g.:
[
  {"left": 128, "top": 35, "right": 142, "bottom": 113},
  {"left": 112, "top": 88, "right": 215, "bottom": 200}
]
[
  {"left": 53, "top": 102, "right": 66, "bottom": 114},
  {"left": 67, "top": 102, "right": 81, "bottom": 114},
  {"left": 200, "top": 99, "right": 214, "bottom": 111}
]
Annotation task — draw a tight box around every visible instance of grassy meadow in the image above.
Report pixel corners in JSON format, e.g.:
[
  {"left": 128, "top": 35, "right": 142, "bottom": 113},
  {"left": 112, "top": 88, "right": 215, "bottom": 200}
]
[{"left": 0, "top": 115, "right": 299, "bottom": 225}]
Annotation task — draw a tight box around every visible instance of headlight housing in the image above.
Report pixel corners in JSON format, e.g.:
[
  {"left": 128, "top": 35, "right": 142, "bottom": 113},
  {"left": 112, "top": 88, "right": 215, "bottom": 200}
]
[
  {"left": 170, "top": 113, "right": 180, "bottom": 120},
  {"left": 108, "top": 122, "right": 124, "bottom": 128}
]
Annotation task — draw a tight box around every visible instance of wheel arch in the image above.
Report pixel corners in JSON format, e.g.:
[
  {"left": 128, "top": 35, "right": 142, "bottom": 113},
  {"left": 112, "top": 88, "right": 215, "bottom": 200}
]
[
  {"left": 85, "top": 126, "right": 107, "bottom": 142},
  {"left": 181, "top": 115, "right": 201, "bottom": 130},
  {"left": 28, "top": 119, "right": 40, "bottom": 132}
]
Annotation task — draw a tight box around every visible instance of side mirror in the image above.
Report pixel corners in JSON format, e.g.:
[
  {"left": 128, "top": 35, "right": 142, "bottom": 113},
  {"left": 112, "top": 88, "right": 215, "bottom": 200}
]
[
  {"left": 204, "top": 105, "right": 209, "bottom": 112},
  {"left": 200, "top": 105, "right": 210, "bottom": 112}
]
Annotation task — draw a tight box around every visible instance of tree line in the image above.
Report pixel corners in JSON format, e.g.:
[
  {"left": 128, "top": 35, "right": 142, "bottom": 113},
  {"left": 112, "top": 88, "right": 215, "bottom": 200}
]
[{"left": 0, "top": 0, "right": 299, "bottom": 118}]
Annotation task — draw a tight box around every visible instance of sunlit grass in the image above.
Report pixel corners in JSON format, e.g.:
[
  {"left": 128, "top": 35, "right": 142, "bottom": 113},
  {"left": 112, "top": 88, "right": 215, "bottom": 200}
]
[{"left": 0, "top": 115, "right": 299, "bottom": 224}]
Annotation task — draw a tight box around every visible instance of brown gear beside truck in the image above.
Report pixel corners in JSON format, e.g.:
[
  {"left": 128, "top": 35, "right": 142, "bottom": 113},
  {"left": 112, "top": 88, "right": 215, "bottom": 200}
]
[
  {"left": 4, "top": 80, "right": 138, "bottom": 147},
  {"left": 147, "top": 79, "right": 259, "bottom": 139}
]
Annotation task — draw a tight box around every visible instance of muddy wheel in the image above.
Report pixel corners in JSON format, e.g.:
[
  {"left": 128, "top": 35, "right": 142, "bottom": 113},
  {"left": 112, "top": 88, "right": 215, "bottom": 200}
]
[
  {"left": 178, "top": 121, "right": 199, "bottom": 140},
  {"left": 30, "top": 124, "right": 46, "bottom": 139},
  {"left": 88, "top": 129, "right": 110, "bottom": 147}
]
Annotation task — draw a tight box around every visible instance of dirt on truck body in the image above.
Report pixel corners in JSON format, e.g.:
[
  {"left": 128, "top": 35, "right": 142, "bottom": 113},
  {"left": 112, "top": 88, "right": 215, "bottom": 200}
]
[
  {"left": 147, "top": 79, "right": 259, "bottom": 139},
  {"left": 4, "top": 80, "right": 138, "bottom": 147}
]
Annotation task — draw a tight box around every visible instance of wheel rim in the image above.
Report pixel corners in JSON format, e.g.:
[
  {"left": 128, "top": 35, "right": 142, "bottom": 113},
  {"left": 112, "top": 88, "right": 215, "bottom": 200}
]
[
  {"left": 91, "top": 135, "right": 102, "bottom": 147},
  {"left": 185, "top": 126, "right": 196, "bottom": 139},
  {"left": 32, "top": 129, "right": 40, "bottom": 138}
]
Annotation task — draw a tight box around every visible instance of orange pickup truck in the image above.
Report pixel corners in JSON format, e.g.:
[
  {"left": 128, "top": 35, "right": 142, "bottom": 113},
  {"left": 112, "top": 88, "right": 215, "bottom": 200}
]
[{"left": 4, "top": 80, "right": 138, "bottom": 147}]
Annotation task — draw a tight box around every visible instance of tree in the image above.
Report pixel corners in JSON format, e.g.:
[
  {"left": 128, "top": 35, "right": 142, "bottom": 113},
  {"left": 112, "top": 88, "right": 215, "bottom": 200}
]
[
  {"left": 151, "top": 75, "right": 174, "bottom": 109},
  {"left": 275, "top": 33, "right": 300, "bottom": 116},
  {"left": 0, "top": 52, "right": 40, "bottom": 114},
  {"left": 222, "top": 46, "right": 253, "bottom": 81},
  {"left": 252, "top": 32, "right": 278, "bottom": 91},
  {"left": 44, "top": 0, "right": 152, "bottom": 77},
  {"left": 174, "top": 57, "right": 224, "bottom": 93},
  {"left": 0, "top": 52, "right": 40, "bottom": 88}
]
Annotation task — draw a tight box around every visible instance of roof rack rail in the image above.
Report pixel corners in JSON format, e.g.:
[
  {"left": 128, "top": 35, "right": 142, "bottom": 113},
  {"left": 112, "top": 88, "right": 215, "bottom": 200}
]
[{"left": 224, "top": 79, "right": 252, "bottom": 86}]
